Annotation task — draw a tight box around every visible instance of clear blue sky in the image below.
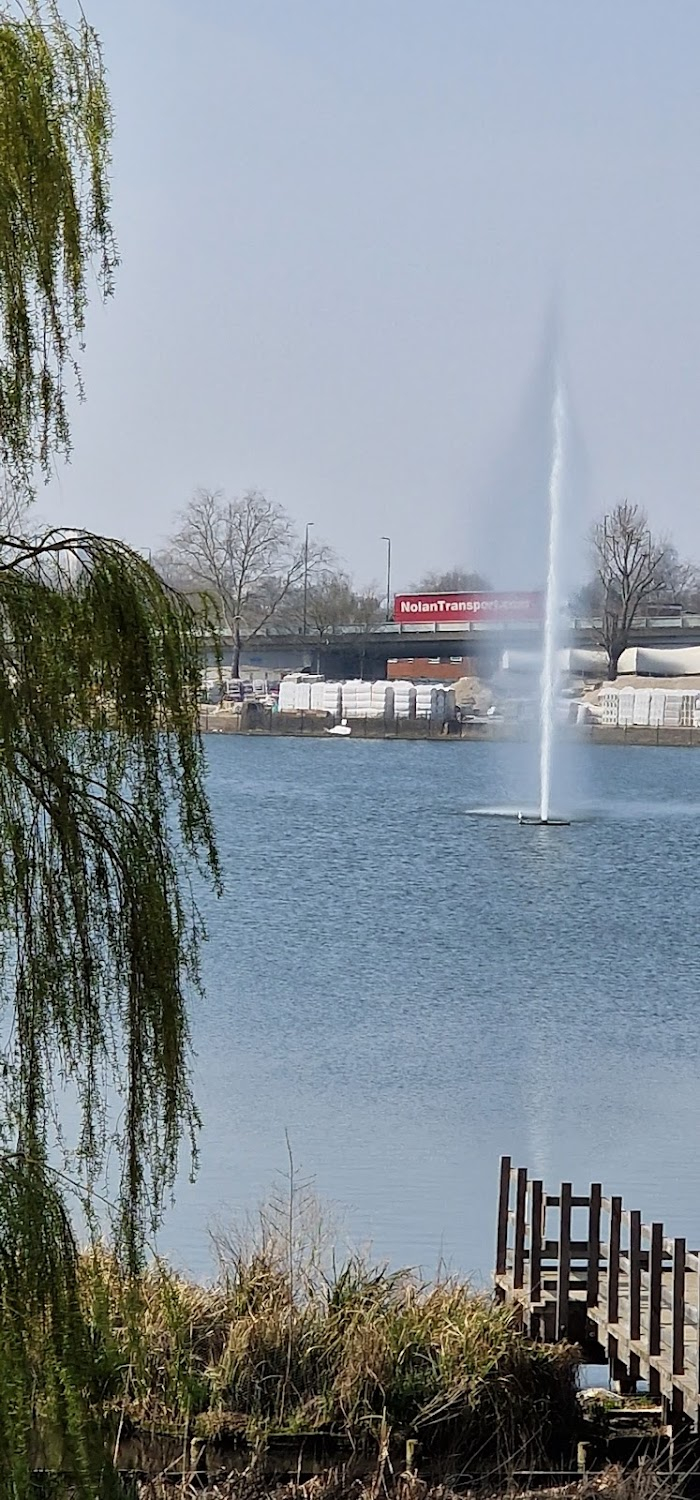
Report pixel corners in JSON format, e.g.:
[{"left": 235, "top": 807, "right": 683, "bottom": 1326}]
[{"left": 41, "top": 0, "right": 700, "bottom": 590}]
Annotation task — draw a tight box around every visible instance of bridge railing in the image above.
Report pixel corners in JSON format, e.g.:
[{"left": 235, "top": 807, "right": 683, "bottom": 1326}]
[{"left": 207, "top": 614, "right": 700, "bottom": 644}]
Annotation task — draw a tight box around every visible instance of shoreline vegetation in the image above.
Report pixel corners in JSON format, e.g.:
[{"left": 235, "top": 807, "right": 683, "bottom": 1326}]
[
  {"left": 38, "top": 1219, "right": 679, "bottom": 1495},
  {"left": 85, "top": 1250, "right": 577, "bottom": 1474},
  {"left": 49, "top": 1212, "right": 580, "bottom": 1487},
  {"left": 135, "top": 1469, "right": 680, "bottom": 1500}
]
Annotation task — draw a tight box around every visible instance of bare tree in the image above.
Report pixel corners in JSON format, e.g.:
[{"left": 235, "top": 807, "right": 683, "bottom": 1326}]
[
  {"left": 162, "top": 489, "right": 325, "bottom": 676},
  {"left": 656, "top": 545, "right": 700, "bottom": 612},
  {"left": 297, "top": 569, "right": 383, "bottom": 637},
  {"left": 592, "top": 501, "right": 667, "bottom": 679},
  {"left": 414, "top": 568, "right": 491, "bottom": 592}
]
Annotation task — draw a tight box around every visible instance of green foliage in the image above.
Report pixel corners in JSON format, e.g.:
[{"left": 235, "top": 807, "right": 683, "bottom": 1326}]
[
  {"left": 0, "top": 6, "right": 219, "bottom": 1493},
  {"left": 0, "top": 1157, "right": 119, "bottom": 1497},
  {"left": 0, "top": 531, "right": 220, "bottom": 1493},
  {"left": 0, "top": 1, "right": 116, "bottom": 482},
  {"left": 0, "top": 531, "right": 220, "bottom": 1252}
]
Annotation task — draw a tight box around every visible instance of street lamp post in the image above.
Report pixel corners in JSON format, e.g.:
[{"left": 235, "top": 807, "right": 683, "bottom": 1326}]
[
  {"left": 302, "top": 521, "right": 314, "bottom": 636},
  {"left": 381, "top": 535, "right": 392, "bottom": 622}
]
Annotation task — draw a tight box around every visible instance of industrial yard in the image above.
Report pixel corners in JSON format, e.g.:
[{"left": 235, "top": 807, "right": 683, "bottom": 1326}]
[{"left": 200, "top": 644, "right": 700, "bottom": 744}]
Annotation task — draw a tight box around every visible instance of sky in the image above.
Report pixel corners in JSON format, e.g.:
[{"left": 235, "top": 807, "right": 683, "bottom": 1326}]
[{"left": 39, "top": 0, "right": 700, "bottom": 591}]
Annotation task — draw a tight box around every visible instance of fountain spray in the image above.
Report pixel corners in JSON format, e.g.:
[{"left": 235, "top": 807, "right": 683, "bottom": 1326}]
[{"left": 519, "top": 373, "right": 569, "bottom": 827}]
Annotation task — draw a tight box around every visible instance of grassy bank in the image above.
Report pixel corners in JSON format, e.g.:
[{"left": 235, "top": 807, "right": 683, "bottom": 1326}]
[{"left": 76, "top": 1242, "right": 577, "bottom": 1476}]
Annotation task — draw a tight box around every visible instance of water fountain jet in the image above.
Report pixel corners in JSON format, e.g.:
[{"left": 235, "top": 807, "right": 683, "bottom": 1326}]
[{"left": 518, "top": 375, "right": 569, "bottom": 827}]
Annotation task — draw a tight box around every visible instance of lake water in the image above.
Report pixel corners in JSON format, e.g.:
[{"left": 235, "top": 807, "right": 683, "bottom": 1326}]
[{"left": 159, "top": 735, "right": 700, "bottom": 1285}]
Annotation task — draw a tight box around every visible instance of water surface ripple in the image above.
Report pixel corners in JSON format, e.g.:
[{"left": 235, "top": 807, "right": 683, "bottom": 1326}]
[{"left": 160, "top": 737, "right": 700, "bottom": 1283}]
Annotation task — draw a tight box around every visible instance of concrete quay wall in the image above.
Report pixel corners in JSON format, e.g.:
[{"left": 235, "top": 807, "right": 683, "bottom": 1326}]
[{"left": 200, "top": 707, "right": 700, "bottom": 747}]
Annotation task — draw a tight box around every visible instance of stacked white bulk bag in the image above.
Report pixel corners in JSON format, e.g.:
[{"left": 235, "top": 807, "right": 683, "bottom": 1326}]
[
  {"left": 355, "top": 685, "right": 374, "bottom": 716},
  {"left": 392, "top": 681, "right": 416, "bottom": 718},
  {"left": 278, "top": 678, "right": 298, "bottom": 712},
  {"left": 341, "top": 680, "right": 367, "bottom": 717},
  {"left": 650, "top": 691, "right": 666, "bottom": 727},
  {"left": 322, "top": 682, "right": 343, "bottom": 717},
  {"left": 670, "top": 691, "right": 686, "bottom": 725},
  {"left": 415, "top": 686, "right": 448, "bottom": 720},
  {"left": 362, "top": 684, "right": 377, "bottom": 717},
  {"left": 664, "top": 692, "right": 683, "bottom": 727},
  {"left": 600, "top": 689, "right": 619, "bottom": 725},
  {"left": 340, "top": 680, "right": 367, "bottom": 717},
  {"left": 369, "top": 682, "right": 394, "bottom": 717},
  {"left": 338, "top": 680, "right": 395, "bottom": 718},
  {"left": 278, "top": 674, "right": 324, "bottom": 712},
  {"left": 680, "top": 694, "right": 694, "bottom": 728},
  {"left": 633, "top": 690, "right": 652, "bottom": 726},
  {"left": 617, "top": 688, "right": 635, "bottom": 726},
  {"left": 598, "top": 686, "right": 700, "bottom": 728},
  {"left": 310, "top": 682, "right": 327, "bottom": 712}
]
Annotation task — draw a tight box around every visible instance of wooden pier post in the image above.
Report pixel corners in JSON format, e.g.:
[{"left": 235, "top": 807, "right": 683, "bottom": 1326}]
[
  {"left": 607, "top": 1196, "right": 622, "bottom": 1325},
  {"left": 628, "top": 1208, "right": 641, "bottom": 1385},
  {"left": 514, "top": 1167, "right": 527, "bottom": 1291},
  {"left": 495, "top": 1155, "right": 511, "bottom": 1285},
  {"left": 530, "top": 1177, "right": 543, "bottom": 1307},
  {"left": 648, "top": 1221, "right": 663, "bottom": 1398},
  {"left": 673, "top": 1237, "right": 686, "bottom": 1377},
  {"left": 556, "top": 1182, "right": 572, "bottom": 1339},
  {"left": 587, "top": 1183, "right": 602, "bottom": 1309}
]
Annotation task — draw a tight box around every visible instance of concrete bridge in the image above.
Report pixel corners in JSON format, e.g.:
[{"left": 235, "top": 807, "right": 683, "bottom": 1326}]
[{"left": 214, "top": 613, "right": 700, "bottom": 680}]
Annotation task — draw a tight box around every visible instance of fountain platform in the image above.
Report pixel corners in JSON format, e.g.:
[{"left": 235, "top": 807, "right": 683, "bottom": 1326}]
[{"left": 517, "top": 813, "right": 570, "bottom": 827}]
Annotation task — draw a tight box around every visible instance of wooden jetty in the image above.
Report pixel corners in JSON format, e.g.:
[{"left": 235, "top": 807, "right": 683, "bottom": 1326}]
[{"left": 495, "top": 1156, "right": 700, "bottom": 1427}]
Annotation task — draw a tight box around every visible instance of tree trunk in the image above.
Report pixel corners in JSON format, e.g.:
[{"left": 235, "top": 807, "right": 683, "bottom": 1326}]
[{"left": 606, "top": 644, "right": 622, "bottom": 680}]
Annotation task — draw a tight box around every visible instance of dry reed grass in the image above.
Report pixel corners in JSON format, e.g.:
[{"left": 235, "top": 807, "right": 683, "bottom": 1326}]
[
  {"left": 135, "top": 1460, "right": 676, "bottom": 1500},
  {"left": 79, "top": 1213, "right": 577, "bottom": 1473}
]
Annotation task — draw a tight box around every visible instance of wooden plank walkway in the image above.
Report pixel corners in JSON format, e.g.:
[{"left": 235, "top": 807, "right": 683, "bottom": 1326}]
[{"left": 495, "top": 1156, "right": 700, "bottom": 1427}]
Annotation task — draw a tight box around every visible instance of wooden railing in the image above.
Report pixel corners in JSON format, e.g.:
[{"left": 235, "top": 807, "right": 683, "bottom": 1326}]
[{"left": 495, "top": 1156, "right": 700, "bottom": 1424}]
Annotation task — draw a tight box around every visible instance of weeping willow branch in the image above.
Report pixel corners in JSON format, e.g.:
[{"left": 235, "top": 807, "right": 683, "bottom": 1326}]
[
  {"left": 0, "top": 7, "right": 220, "bottom": 1489},
  {"left": 0, "top": 531, "right": 220, "bottom": 1495},
  {"left": 0, "top": 531, "right": 220, "bottom": 1244},
  {"left": 0, "top": 1153, "right": 121, "bottom": 1497},
  {"left": 0, "top": 1, "right": 116, "bottom": 481}
]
